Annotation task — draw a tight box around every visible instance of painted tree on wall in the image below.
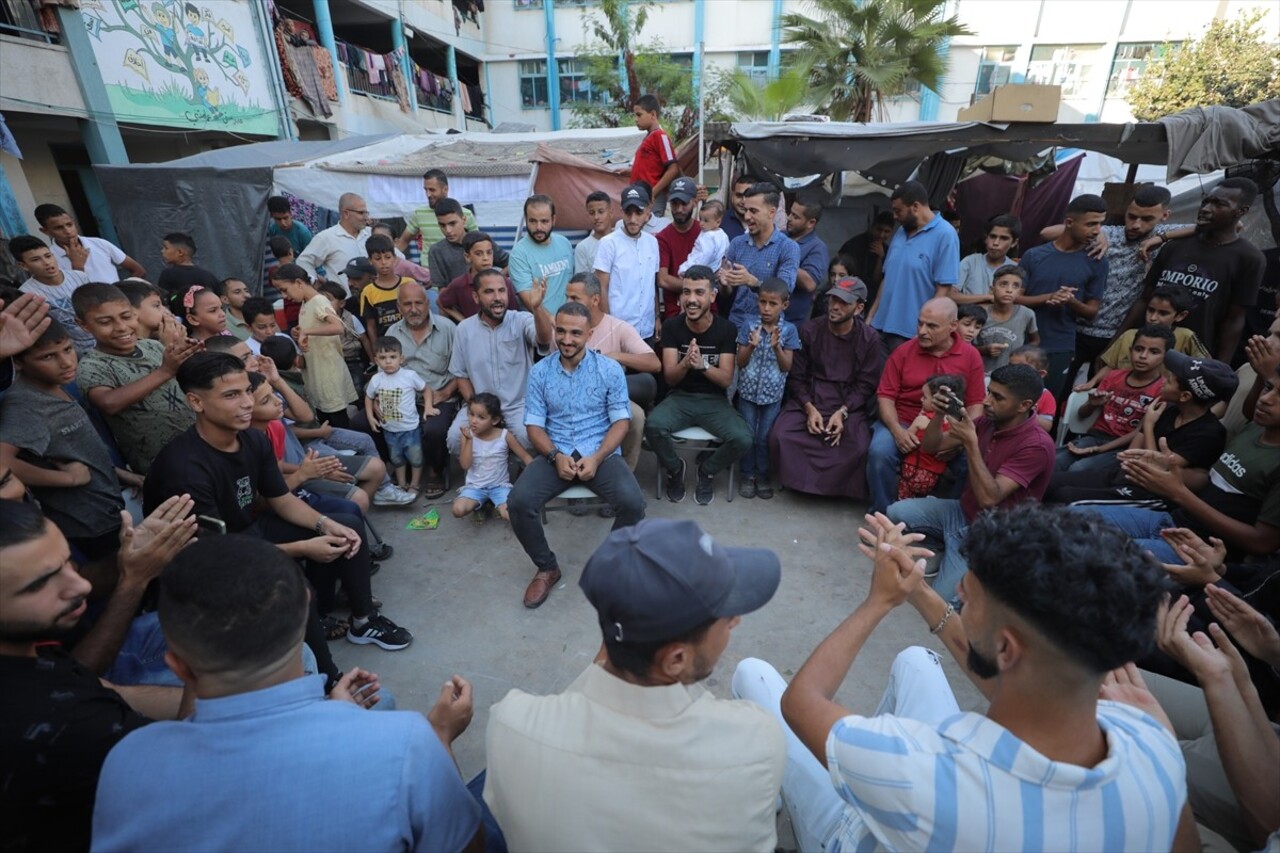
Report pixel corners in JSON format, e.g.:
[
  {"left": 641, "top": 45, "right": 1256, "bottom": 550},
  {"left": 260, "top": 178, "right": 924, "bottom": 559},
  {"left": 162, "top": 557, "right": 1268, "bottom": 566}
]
[
  {"left": 782, "top": 0, "right": 971, "bottom": 122},
  {"left": 1126, "top": 11, "right": 1280, "bottom": 121}
]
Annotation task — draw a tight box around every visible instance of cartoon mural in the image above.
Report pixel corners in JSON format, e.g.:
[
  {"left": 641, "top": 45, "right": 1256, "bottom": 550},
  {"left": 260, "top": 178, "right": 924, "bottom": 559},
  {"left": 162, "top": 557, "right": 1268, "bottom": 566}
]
[{"left": 81, "top": 0, "right": 281, "bottom": 135}]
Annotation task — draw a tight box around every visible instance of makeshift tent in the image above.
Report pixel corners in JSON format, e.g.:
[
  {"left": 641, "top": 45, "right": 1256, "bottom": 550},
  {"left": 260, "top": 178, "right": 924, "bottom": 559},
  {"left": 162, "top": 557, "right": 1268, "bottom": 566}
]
[{"left": 95, "top": 127, "right": 649, "bottom": 290}]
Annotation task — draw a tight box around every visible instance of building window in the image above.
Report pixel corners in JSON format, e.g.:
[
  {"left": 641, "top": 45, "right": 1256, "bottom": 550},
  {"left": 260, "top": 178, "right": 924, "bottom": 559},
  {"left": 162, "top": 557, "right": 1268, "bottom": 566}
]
[
  {"left": 1107, "top": 42, "right": 1176, "bottom": 97},
  {"left": 519, "top": 59, "right": 549, "bottom": 108},
  {"left": 737, "top": 51, "right": 772, "bottom": 84},
  {"left": 975, "top": 46, "right": 1017, "bottom": 95},
  {"left": 1026, "top": 44, "right": 1106, "bottom": 99},
  {"left": 557, "top": 58, "right": 610, "bottom": 105}
]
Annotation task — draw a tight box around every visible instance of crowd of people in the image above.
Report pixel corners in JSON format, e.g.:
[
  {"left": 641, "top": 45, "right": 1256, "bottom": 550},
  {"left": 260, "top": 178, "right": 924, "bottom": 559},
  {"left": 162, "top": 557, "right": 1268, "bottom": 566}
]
[{"left": 0, "top": 91, "right": 1277, "bottom": 851}]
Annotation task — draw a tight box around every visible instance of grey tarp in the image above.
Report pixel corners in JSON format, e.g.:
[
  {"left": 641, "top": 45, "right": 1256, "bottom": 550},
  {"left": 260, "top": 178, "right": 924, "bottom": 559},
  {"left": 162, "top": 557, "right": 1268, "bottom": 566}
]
[
  {"left": 94, "top": 134, "right": 393, "bottom": 290},
  {"left": 1160, "top": 100, "right": 1280, "bottom": 181}
]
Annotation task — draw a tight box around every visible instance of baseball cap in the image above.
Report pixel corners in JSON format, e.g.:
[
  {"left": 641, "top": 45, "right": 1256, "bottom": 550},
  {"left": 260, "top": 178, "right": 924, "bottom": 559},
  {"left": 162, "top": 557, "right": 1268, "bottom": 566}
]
[
  {"left": 579, "top": 519, "right": 781, "bottom": 643},
  {"left": 828, "top": 276, "right": 869, "bottom": 304},
  {"left": 621, "top": 184, "right": 651, "bottom": 211},
  {"left": 343, "top": 257, "right": 377, "bottom": 278},
  {"left": 668, "top": 177, "right": 698, "bottom": 203},
  {"left": 1163, "top": 350, "right": 1238, "bottom": 403}
]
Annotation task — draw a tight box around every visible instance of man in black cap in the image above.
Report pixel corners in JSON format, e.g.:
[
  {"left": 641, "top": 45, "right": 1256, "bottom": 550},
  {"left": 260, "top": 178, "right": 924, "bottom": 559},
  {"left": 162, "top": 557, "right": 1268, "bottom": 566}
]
[
  {"left": 593, "top": 183, "right": 661, "bottom": 341},
  {"left": 656, "top": 176, "right": 703, "bottom": 321},
  {"left": 483, "top": 518, "right": 785, "bottom": 852}
]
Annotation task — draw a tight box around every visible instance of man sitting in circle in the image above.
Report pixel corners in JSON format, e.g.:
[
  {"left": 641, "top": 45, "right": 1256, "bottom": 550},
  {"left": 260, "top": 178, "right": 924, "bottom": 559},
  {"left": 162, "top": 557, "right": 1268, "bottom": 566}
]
[{"left": 508, "top": 301, "right": 647, "bottom": 609}]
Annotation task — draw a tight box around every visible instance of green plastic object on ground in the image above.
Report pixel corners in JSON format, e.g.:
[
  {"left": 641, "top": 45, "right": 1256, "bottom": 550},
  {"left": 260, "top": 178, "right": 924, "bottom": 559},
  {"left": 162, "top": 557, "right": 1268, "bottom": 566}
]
[{"left": 406, "top": 508, "right": 440, "bottom": 530}]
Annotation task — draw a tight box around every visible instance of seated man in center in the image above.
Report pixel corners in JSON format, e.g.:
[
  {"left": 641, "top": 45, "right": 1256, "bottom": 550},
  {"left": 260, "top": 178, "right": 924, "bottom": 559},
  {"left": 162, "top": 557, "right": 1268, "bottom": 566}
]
[
  {"left": 645, "top": 265, "right": 751, "bottom": 506},
  {"left": 770, "top": 276, "right": 884, "bottom": 498},
  {"left": 508, "top": 301, "right": 647, "bottom": 609}
]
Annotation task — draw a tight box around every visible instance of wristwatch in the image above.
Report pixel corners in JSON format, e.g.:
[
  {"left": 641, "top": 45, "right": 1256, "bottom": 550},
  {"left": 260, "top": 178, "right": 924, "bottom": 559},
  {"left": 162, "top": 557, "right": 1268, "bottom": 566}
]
[
  {"left": 546, "top": 449, "right": 561, "bottom": 465},
  {"left": 314, "top": 515, "right": 329, "bottom": 535}
]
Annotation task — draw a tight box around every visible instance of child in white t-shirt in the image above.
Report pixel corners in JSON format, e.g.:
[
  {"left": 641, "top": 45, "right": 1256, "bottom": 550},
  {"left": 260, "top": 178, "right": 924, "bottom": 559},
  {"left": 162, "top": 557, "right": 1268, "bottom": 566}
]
[
  {"left": 679, "top": 200, "right": 730, "bottom": 274},
  {"left": 364, "top": 337, "right": 429, "bottom": 495},
  {"left": 452, "top": 392, "right": 532, "bottom": 522}
]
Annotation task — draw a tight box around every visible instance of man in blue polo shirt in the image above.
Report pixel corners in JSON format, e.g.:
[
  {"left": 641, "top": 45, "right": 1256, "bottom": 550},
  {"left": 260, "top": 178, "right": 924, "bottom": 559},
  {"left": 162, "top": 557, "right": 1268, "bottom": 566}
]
[
  {"left": 721, "top": 183, "right": 800, "bottom": 331},
  {"left": 866, "top": 181, "right": 959, "bottom": 357},
  {"left": 784, "top": 194, "right": 830, "bottom": 323},
  {"left": 509, "top": 301, "right": 646, "bottom": 609}
]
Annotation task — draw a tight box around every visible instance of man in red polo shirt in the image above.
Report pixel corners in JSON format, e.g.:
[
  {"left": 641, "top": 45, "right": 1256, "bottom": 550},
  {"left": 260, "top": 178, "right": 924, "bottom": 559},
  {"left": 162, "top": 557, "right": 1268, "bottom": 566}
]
[
  {"left": 867, "top": 298, "right": 986, "bottom": 512},
  {"left": 656, "top": 177, "right": 701, "bottom": 320},
  {"left": 887, "top": 362, "right": 1056, "bottom": 597}
]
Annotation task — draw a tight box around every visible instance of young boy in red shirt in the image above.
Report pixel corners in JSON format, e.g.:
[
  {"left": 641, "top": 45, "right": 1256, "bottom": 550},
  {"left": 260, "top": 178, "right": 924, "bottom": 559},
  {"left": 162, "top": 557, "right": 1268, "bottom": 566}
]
[{"left": 630, "top": 94, "right": 680, "bottom": 215}]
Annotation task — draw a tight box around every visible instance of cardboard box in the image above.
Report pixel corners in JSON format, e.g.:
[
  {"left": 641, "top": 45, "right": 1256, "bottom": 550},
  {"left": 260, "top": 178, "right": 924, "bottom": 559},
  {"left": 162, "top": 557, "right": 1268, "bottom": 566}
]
[{"left": 958, "top": 84, "right": 1062, "bottom": 123}]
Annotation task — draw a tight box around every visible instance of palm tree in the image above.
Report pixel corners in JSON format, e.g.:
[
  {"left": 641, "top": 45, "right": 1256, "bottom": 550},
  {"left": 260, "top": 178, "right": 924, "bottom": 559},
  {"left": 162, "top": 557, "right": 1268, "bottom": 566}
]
[
  {"left": 718, "top": 66, "right": 813, "bottom": 122},
  {"left": 782, "top": 0, "right": 972, "bottom": 122}
]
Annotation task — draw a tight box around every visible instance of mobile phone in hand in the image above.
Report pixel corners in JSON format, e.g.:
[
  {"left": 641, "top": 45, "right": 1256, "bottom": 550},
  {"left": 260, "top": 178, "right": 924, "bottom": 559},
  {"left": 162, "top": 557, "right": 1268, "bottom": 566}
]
[{"left": 937, "top": 387, "right": 966, "bottom": 419}]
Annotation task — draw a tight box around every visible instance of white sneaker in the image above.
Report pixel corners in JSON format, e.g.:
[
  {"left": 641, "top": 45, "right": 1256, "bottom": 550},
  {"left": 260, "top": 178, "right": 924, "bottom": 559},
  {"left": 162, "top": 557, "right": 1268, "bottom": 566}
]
[
  {"left": 373, "top": 484, "right": 413, "bottom": 506},
  {"left": 394, "top": 486, "right": 418, "bottom": 505}
]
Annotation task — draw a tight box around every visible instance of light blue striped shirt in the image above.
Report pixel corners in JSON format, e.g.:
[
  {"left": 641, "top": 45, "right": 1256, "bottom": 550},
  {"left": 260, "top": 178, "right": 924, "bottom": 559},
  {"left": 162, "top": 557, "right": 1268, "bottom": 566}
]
[{"left": 826, "top": 701, "right": 1186, "bottom": 852}]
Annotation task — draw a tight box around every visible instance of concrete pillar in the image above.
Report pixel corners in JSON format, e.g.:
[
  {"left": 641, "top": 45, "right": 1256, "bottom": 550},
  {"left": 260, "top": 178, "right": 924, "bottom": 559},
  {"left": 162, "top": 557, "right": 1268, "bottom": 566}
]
[
  {"left": 392, "top": 18, "right": 418, "bottom": 112},
  {"left": 447, "top": 45, "right": 464, "bottom": 130},
  {"left": 768, "top": 0, "right": 783, "bottom": 79},
  {"left": 312, "top": 0, "right": 345, "bottom": 103},
  {"left": 544, "top": 0, "right": 561, "bottom": 129}
]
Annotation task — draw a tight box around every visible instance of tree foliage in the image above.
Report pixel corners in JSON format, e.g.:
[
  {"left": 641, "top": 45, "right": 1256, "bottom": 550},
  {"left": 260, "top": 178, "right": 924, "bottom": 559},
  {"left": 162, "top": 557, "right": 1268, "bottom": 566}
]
[
  {"left": 712, "top": 65, "right": 814, "bottom": 122},
  {"left": 782, "top": 0, "right": 972, "bottom": 122},
  {"left": 568, "top": 0, "right": 713, "bottom": 140},
  {"left": 1126, "top": 10, "right": 1280, "bottom": 121}
]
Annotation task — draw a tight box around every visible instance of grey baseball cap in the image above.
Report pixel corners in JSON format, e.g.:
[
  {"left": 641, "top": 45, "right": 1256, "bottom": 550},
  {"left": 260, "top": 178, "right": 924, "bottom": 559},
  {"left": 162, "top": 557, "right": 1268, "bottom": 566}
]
[
  {"left": 621, "top": 184, "right": 651, "bottom": 211},
  {"left": 1163, "top": 350, "right": 1238, "bottom": 403},
  {"left": 667, "top": 176, "right": 698, "bottom": 203},
  {"left": 579, "top": 519, "right": 781, "bottom": 643},
  {"left": 829, "top": 276, "right": 869, "bottom": 304}
]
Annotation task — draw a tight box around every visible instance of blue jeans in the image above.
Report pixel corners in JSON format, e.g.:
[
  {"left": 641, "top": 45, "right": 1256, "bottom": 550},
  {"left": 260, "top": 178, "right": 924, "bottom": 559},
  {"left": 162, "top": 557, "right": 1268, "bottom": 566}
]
[
  {"left": 868, "top": 421, "right": 968, "bottom": 514},
  {"left": 104, "top": 611, "right": 183, "bottom": 686},
  {"left": 1054, "top": 432, "right": 1120, "bottom": 473},
  {"left": 736, "top": 397, "right": 781, "bottom": 479},
  {"left": 887, "top": 497, "right": 971, "bottom": 600},
  {"left": 1069, "top": 505, "right": 1178, "bottom": 562},
  {"left": 384, "top": 426, "right": 424, "bottom": 468}
]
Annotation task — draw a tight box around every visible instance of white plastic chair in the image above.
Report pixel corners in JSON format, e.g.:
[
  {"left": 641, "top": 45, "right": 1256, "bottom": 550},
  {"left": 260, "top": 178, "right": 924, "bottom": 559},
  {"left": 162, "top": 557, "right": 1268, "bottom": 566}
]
[
  {"left": 1056, "top": 390, "right": 1100, "bottom": 447},
  {"left": 653, "top": 426, "right": 736, "bottom": 503},
  {"left": 540, "top": 483, "right": 607, "bottom": 523}
]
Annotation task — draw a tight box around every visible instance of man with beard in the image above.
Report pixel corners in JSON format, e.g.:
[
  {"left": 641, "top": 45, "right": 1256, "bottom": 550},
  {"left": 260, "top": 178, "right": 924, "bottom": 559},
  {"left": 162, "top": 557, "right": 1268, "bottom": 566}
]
[
  {"left": 866, "top": 181, "right": 960, "bottom": 357},
  {"left": 1041, "top": 185, "right": 1186, "bottom": 386},
  {"left": 721, "top": 173, "right": 759, "bottom": 242},
  {"left": 594, "top": 184, "right": 661, "bottom": 341},
  {"left": 510, "top": 194, "right": 574, "bottom": 315},
  {"left": 783, "top": 195, "right": 829, "bottom": 323},
  {"left": 395, "top": 168, "right": 477, "bottom": 257},
  {"left": 378, "top": 282, "right": 458, "bottom": 499},
  {"left": 769, "top": 277, "right": 883, "bottom": 498},
  {"left": 721, "top": 184, "right": 800, "bottom": 332},
  {"left": 646, "top": 266, "right": 752, "bottom": 505},
  {"left": 447, "top": 269, "right": 552, "bottom": 454},
  {"left": 507, "top": 301, "right": 646, "bottom": 608},
  {"left": 736, "top": 504, "right": 1190, "bottom": 853},
  {"left": 656, "top": 177, "right": 703, "bottom": 320},
  {"left": 1131, "top": 178, "right": 1265, "bottom": 362},
  {"left": 485, "top": 518, "right": 785, "bottom": 850},
  {"left": 0, "top": 500, "right": 189, "bottom": 852},
  {"left": 887, "top": 363, "right": 1056, "bottom": 596}
]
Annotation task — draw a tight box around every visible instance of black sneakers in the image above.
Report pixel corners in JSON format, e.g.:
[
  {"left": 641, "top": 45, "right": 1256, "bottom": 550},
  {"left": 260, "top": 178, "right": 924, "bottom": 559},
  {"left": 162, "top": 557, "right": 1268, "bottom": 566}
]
[
  {"left": 695, "top": 467, "right": 715, "bottom": 505},
  {"left": 666, "top": 458, "right": 687, "bottom": 503},
  {"left": 347, "top": 613, "right": 412, "bottom": 650}
]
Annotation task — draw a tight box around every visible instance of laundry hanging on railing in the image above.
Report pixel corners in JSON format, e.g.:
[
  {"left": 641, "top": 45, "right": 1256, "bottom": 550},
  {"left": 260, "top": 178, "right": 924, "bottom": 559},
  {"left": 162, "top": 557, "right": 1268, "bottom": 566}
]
[{"left": 414, "top": 65, "right": 454, "bottom": 114}]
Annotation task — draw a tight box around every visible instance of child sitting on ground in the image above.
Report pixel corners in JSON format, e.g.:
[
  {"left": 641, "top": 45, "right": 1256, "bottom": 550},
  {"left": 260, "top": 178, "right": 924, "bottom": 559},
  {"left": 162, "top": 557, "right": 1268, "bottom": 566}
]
[
  {"left": 116, "top": 280, "right": 170, "bottom": 338},
  {"left": 734, "top": 276, "right": 800, "bottom": 499},
  {"left": 953, "top": 214, "right": 1019, "bottom": 304},
  {"left": 956, "top": 303, "right": 987, "bottom": 346},
  {"left": 679, "top": 200, "right": 730, "bottom": 275},
  {"left": 898, "top": 374, "right": 966, "bottom": 500},
  {"left": 1007, "top": 345, "right": 1057, "bottom": 432},
  {"left": 1077, "top": 285, "right": 1209, "bottom": 391},
  {"left": 1057, "top": 323, "right": 1173, "bottom": 473},
  {"left": 215, "top": 277, "right": 252, "bottom": 341},
  {"left": 365, "top": 337, "right": 429, "bottom": 497},
  {"left": 173, "top": 284, "right": 228, "bottom": 343},
  {"left": 453, "top": 392, "right": 533, "bottom": 521},
  {"left": 975, "top": 265, "right": 1039, "bottom": 372}
]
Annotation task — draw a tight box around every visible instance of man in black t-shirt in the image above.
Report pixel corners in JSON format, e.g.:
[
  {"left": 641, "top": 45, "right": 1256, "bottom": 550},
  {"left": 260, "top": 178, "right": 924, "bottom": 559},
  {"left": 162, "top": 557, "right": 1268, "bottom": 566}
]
[
  {"left": 144, "top": 353, "right": 412, "bottom": 681},
  {"left": 645, "top": 266, "right": 751, "bottom": 506},
  {"left": 1138, "top": 178, "right": 1265, "bottom": 361},
  {"left": 0, "top": 499, "right": 183, "bottom": 852}
]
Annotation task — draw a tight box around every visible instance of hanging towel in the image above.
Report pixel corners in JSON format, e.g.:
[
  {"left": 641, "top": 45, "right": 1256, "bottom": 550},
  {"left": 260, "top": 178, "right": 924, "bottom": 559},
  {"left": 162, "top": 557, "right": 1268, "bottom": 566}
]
[
  {"left": 460, "top": 83, "right": 472, "bottom": 114},
  {"left": 367, "top": 52, "right": 382, "bottom": 85}
]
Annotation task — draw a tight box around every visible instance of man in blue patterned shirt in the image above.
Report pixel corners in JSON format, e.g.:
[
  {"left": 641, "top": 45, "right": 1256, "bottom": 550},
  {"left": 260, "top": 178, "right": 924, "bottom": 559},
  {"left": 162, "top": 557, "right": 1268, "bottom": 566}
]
[{"left": 509, "top": 301, "right": 646, "bottom": 608}]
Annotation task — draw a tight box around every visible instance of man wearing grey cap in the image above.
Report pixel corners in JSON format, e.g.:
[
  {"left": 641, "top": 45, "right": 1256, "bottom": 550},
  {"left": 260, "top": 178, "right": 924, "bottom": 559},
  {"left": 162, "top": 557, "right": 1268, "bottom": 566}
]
[{"left": 483, "top": 518, "right": 786, "bottom": 852}]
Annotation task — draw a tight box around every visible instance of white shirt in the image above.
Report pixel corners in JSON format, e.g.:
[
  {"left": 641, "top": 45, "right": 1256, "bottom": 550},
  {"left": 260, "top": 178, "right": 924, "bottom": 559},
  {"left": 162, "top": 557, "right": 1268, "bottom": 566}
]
[
  {"left": 485, "top": 663, "right": 785, "bottom": 853},
  {"left": 51, "top": 236, "right": 127, "bottom": 283},
  {"left": 594, "top": 228, "right": 660, "bottom": 339},
  {"left": 574, "top": 233, "right": 602, "bottom": 275},
  {"left": 295, "top": 224, "right": 372, "bottom": 294},
  {"left": 826, "top": 701, "right": 1186, "bottom": 852},
  {"left": 678, "top": 228, "right": 730, "bottom": 275},
  {"left": 365, "top": 369, "right": 426, "bottom": 432}
]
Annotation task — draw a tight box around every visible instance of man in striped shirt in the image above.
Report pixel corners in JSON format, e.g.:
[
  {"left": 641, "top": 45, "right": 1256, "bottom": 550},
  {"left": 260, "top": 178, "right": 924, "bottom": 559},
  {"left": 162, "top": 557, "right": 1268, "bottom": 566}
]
[{"left": 734, "top": 503, "right": 1195, "bottom": 852}]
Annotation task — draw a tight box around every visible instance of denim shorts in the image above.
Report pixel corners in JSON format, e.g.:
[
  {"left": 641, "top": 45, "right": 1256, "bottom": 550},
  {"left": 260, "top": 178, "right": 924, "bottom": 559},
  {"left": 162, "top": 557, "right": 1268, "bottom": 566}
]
[
  {"left": 383, "top": 426, "right": 423, "bottom": 468},
  {"left": 458, "top": 484, "right": 511, "bottom": 507}
]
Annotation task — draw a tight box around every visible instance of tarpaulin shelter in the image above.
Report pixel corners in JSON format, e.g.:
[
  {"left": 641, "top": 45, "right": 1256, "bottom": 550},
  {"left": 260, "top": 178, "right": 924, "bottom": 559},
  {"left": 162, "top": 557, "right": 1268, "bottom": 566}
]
[{"left": 96, "top": 127, "right": 650, "bottom": 290}]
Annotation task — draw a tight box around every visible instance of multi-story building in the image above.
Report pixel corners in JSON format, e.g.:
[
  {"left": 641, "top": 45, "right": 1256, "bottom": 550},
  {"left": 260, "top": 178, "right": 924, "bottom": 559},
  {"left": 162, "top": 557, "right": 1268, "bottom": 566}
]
[{"left": 1, "top": 0, "right": 1275, "bottom": 243}]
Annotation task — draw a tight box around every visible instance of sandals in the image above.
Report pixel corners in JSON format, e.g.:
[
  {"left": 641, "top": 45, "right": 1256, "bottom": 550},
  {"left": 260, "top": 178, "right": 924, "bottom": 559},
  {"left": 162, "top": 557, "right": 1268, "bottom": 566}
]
[
  {"left": 321, "top": 615, "right": 349, "bottom": 640},
  {"left": 422, "top": 479, "right": 447, "bottom": 500}
]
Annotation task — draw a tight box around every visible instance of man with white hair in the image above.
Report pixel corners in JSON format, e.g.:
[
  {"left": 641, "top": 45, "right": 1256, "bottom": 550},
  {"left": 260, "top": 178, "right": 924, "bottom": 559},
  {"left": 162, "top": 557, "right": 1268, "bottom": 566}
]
[{"left": 296, "top": 193, "right": 373, "bottom": 295}]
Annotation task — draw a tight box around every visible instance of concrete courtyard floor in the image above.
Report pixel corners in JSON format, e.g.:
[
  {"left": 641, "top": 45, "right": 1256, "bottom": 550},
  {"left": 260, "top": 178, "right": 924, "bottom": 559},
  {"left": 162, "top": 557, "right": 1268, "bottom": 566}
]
[{"left": 332, "top": 454, "right": 986, "bottom": 841}]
